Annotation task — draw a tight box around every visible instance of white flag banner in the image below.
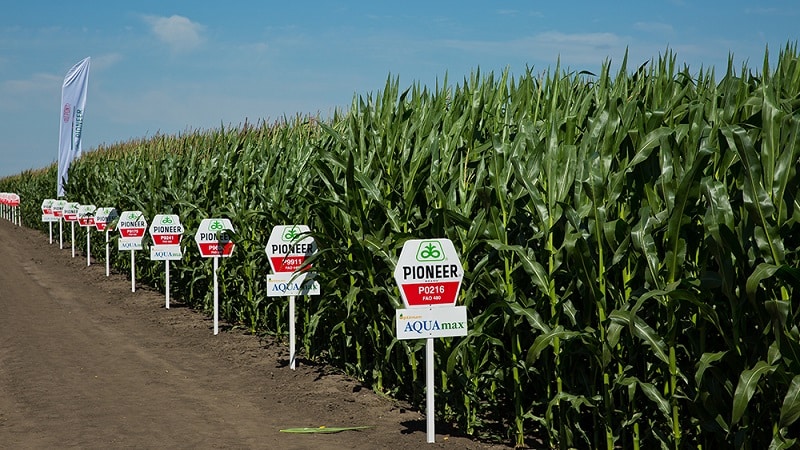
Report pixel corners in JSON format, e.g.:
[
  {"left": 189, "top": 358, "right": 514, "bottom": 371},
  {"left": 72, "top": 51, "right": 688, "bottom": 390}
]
[{"left": 57, "top": 57, "right": 91, "bottom": 198}]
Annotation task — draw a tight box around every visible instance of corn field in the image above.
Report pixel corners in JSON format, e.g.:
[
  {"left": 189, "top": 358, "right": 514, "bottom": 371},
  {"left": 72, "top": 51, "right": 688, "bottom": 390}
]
[{"left": 3, "top": 46, "right": 800, "bottom": 448}]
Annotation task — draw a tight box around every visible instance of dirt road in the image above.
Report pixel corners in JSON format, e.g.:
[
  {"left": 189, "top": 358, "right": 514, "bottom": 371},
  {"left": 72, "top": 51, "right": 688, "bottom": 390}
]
[{"left": 0, "top": 221, "right": 506, "bottom": 449}]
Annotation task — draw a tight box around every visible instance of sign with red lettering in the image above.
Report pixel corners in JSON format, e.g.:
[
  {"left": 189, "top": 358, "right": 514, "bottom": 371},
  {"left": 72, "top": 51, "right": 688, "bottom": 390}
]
[
  {"left": 63, "top": 202, "right": 80, "bottom": 222},
  {"left": 265, "top": 225, "right": 316, "bottom": 273},
  {"left": 194, "top": 218, "right": 235, "bottom": 258},
  {"left": 94, "top": 207, "right": 118, "bottom": 232},
  {"left": 77, "top": 204, "right": 96, "bottom": 227},
  {"left": 393, "top": 239, "right": 463, "bottom": 308}
]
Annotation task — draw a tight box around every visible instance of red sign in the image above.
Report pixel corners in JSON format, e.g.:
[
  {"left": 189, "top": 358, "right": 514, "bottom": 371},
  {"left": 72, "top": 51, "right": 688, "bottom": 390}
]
[
  {"left": 153, "top": 234, "right": 179, "bottom": 245},
  {"left": 78, "top": 216, "right": 95, "bottom": 227},
  {"left": 120, "top": 228, "right": 145, "bottom": 238},
  {"left": 197, "top": 241, "right": 235, "bottom": 257},
  {"left": 393, "top": 239, "right": 464, "bottom": 308}
]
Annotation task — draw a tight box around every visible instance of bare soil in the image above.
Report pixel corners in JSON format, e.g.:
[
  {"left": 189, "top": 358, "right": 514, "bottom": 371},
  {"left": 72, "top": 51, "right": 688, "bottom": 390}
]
[{"left": 0, "top": 220, "right": 511, "bottom": 449}]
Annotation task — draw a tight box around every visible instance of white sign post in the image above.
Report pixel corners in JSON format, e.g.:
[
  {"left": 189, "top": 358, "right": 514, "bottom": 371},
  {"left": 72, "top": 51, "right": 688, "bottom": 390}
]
[
  {"left": 393, "top": 238, "right": 467, "bottom": 444},
  {"left": 52, "top": 199, "right": 66, "bottom": 249},
  {"left": 149, "top": 214, "right": 184, "bottom": 309},
  {"left": 7, "top": 194, "right": 20, "bottom": 226},
  {"left": 118, "top": 210, "right": 147, "bottom": 292},
  {"left": 41, "top": 199, "right": 57, "bottom": 244},
  {"left": 94, "top": 208, "right": 118, "bottom": 277},
  {"left": 265, "top": 225, "right": 318, "bottom": 370},
  {"left": 77, "top": 205, "right": 96, "bottom": 266},
  {"left": 195, "top": 218, "right": 235, "bottom": 335},
  {"left": 63, "top": 202, "right": 80, "bottom": 257}
]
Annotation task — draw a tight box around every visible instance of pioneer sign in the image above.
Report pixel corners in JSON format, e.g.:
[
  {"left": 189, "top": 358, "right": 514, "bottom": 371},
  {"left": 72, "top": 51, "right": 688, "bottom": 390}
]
[
  {"left": 118, "top": 210, "right": 147, "bottom": 251},
  {"left": 393, "top": 238, "right": 464, "bottom": 308},
  {"left": 63, "top": 202, "right": 80, "bottom": 222},
  {"left": 93, "top": 207, "right": 118, "bottom": 232},
  {"left": 265, "top": 225, "right": 316, "bottom": 273},
  {"left": 41, "top": 199, "right": 57, "bottom": 222},
  {"left": 194, "top": 218, "right": 235, "bottom": 257},
  {"left": 149, "top": 214, "right": 184, "bottom": 261},
  {"left": 77, "top": 204, "right": 96, "bottom": 227}
]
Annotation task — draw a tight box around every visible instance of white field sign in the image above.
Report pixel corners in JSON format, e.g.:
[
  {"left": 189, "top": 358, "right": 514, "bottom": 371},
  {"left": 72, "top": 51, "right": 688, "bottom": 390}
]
[
  {"left": 77, "top": 204, "right": 96, "bottom": 266},
  {"left": 94, "top": 207, "right": 118, "bottom": 277},
  {"left": 41, "top": 199, "right": 57, "bottom": 244},
  {"left": 149, "top": 214, "right": 184, "bottom": 309},
  {"left": 194, "top": 218, "right": 235, "bottom": 335},
  {"left": 52, "top": 199, "right": 67, "bottom": 249},
  {"left": 63, "top": 202, "right": 79, "bottom": 258},
  {"left": 265, "top": 224, "right": 319, "bottom": 370},
  {"left": 118, "top": 211, "right": 147, "bottom": 292},
  {"left": 393, "top": 238, "right": 467, "bottom": 444}
]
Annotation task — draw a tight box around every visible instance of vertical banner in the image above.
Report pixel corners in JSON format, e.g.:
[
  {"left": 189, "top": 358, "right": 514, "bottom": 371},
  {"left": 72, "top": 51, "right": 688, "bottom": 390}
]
[{"left": 57, "top": 56, "right": 91, "bottom": 198}]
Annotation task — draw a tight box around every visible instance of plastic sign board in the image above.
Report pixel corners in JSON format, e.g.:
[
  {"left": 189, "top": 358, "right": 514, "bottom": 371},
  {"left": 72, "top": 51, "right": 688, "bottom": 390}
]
[
  {"left": 266, "top": 272, "right": 321, "bottom": 297},
  {"left": 149, "top": 214, "right": 184, "bottom": 245},
  {"left": 265, "top": 225, "right": 316, "bottom": 273},
  {"left": 118, "top": 210, "right": 147, "bottom": 250},
  {"left": 149, "top": 214, "right": 184, "bottom": 261},
  {"left": 41, "top": 199, "right": 58, "bottom": 222},
  {"left": 396, "top": 306, "right": 468, "bottom": 340},
  {"left": 393, "top": 239, "right": 464, "bottom": 308},
  {"left": 63, "top": 202, "right": 79, "bottom": 222},
  {"left": 77, "top": 205, "right": 96, "bottom": 227},
  {"left": 52, "top": 199, "right": 66, "bottom": 218},
  {"left": 195, "top": 218, "right": 235, "bottom": 257},
  {"left": 94, "top": 207, "right": 118, "bottom": 232},
  {"left": 118, "top": 210, "right": 147, "bottom": 238},
  {"left": 1, "top": 193, "right": 20, "bottom": 207}
]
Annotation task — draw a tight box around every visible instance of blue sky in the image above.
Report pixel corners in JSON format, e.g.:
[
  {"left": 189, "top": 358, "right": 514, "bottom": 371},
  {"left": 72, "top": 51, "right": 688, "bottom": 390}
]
[{"left": 1, "top": 1, "right": 798, "bottom": 178}]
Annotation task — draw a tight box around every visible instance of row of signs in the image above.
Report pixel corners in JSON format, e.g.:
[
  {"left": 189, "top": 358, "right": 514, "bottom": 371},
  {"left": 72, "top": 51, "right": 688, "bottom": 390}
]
[
  {"left": 1, "top": 192, "right": 21, "bottom": 225},
  {"left": 1, "top": 192, "right": 20, "bottom": 206},
  {"left": 39, "top": 200, "right": 319, "bottom": 273},
  {"left": 40, "top": 199, "right": 468, "bottom": 309},
  {"left": 39, "top": 200, "right": 467, "bottom": 327}
]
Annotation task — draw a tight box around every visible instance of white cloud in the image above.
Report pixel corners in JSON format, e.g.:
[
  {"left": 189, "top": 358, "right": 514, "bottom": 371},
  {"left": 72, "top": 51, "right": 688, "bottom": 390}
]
[{"left": 143, "top": 15, "right": 205, "bottom": 51}]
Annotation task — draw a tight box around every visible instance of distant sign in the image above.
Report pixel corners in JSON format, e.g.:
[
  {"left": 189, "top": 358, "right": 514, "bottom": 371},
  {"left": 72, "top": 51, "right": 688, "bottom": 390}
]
[
  {"left": 41, "top": 199, "right": 58, "bottom": 222},
  {"left": 77, "top": 204, "right": 96, "bottom": 227},
  {"left": 94, "top": 207, "right": 118, "bottom": 232},
  {"left": 63, "top": 202, "right": 80, "bottom": 222},
  {"left": 52, "top": 199, "right": 67, "bottom": 218}
]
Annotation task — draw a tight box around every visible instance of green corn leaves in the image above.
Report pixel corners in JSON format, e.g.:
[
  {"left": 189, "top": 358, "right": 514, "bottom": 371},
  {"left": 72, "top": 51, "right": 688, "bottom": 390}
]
[{"left": 3, "top": 46, "right": 800, "bottom": 449}]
